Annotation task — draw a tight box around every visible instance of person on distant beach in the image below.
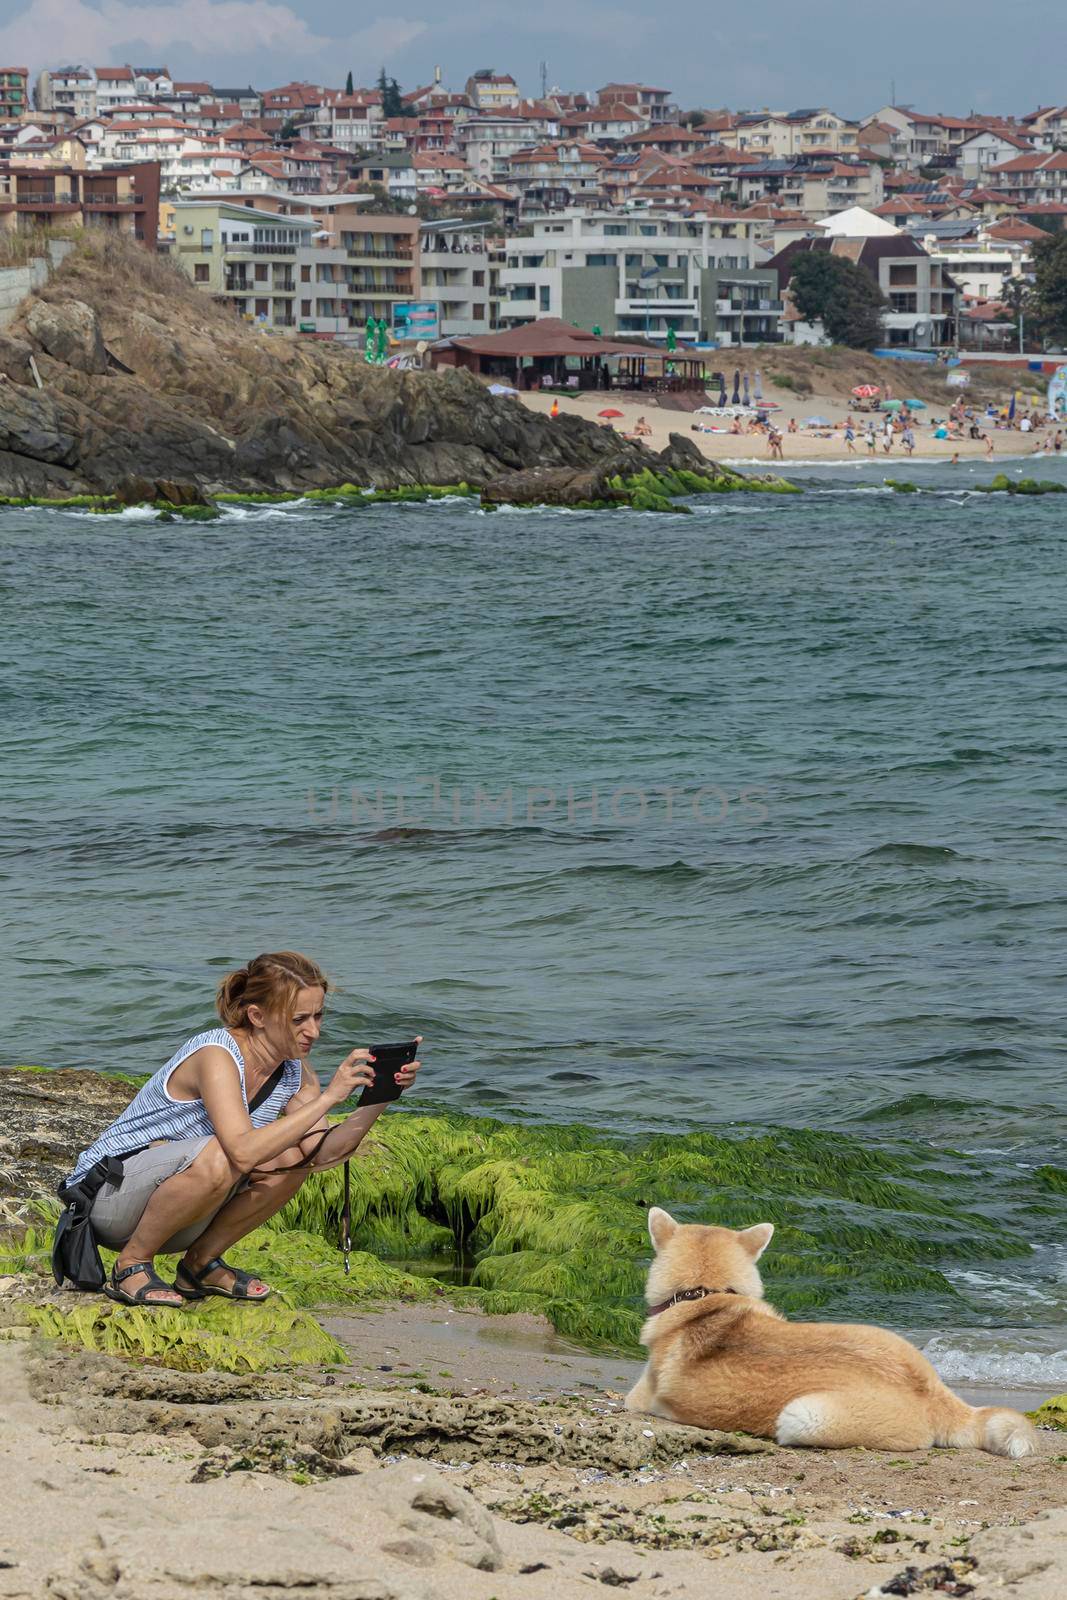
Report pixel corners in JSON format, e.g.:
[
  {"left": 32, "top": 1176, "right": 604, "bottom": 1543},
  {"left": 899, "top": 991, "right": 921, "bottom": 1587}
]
[
  {"left": 865, "top": 426, "right": 876, "bottom": 454},
  {"left": 903, "top": 426, "right": 915, "bottom": 457},
  {"left": 845, "top": 422, "right": 856, "bottom": 453},
  {"left": 950, "top": 452, "right": 960, "bottom": 465},
  {"left": 60, "top": 953, "right": 421, "bottom": 1307},
  {"left": 788, "top": 416, "right": 798, "bottom": 434},
  {"left": 1055, "top": 430, "right": 1063, "bottom": 453},
  {"left": 767, "top": 428, "right": 783, "bottom": 460},
  {"left": 984, "top": 434, "right": 994, "bottom": 456},
  {"left": 633, "top": 415, "right": 652, "bottom": 437}
]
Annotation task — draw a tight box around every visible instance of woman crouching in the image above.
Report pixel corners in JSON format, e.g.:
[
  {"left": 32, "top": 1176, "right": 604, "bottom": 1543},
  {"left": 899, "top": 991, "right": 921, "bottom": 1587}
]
[{"left": 64, "top": 952, "right": 420, "bottom": 1308}]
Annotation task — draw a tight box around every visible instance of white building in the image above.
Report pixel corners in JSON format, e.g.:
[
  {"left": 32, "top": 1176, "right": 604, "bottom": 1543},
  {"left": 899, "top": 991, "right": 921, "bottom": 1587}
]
[
  {"left": 36, "top": 67, "right": 97, "bottom": 120},
  {"left": 501, "top": 209, "right": 781, "bottom": 344},
  {"left": 419, "top": 219, "right": 504, "bottom": 335},
  {"left": 456, "top": 116, "right": 540, "bottom": 186}
]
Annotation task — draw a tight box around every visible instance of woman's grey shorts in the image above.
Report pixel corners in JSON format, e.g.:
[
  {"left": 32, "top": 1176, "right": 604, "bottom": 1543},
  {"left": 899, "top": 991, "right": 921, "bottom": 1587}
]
[{"left": 89, "top": 1136, "right": 248, "bottom": 1253}]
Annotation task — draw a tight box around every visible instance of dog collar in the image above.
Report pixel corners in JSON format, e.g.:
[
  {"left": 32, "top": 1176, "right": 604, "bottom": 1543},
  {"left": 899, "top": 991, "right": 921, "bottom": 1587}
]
[{"left": 646, "top": 1286, "right": 738, "bottom": 1317}]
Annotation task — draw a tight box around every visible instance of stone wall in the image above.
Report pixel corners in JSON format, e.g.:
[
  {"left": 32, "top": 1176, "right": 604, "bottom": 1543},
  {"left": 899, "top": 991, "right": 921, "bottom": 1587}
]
[{"left": 0, "top": 239, "right": 74, "bottom": 329}]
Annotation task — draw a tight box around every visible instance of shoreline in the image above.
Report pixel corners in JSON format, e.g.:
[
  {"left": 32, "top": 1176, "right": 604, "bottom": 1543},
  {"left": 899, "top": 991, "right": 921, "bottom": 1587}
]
[{"left": 517, "top": 388, "right": 1065, "bottom": 469}]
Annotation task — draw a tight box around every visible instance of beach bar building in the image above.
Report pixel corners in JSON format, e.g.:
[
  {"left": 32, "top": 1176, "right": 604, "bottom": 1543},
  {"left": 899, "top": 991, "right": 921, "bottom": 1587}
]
[{"left": 430, "top": 317, "right": 706, "bottom": 393}]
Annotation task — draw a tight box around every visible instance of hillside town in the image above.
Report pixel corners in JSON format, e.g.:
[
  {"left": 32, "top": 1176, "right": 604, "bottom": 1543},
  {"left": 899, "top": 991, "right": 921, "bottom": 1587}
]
[{"left": 0, "top": 61, "right": 1065, "bottom": 357}]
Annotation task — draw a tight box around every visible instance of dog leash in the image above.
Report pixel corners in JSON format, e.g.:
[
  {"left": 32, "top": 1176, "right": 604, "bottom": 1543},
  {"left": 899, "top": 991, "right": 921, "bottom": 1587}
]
[{"left": 342, "top": 1158, "right": 351, "bottom": 1275}]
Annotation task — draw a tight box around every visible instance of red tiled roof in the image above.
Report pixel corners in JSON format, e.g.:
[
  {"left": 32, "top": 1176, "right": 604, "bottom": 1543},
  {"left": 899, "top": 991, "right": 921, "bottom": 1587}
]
[
  {"left": 96, "top": 66, "right": 133, "bottom": 81},
  {"left": 986, "top": 219, "right": 1047, "bottom": 241}
]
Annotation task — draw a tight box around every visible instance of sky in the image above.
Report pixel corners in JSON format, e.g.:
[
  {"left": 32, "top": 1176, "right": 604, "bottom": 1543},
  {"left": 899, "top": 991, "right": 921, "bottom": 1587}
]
[{"left": 0, "top": 0, "right": 1059, "bottom": 118}]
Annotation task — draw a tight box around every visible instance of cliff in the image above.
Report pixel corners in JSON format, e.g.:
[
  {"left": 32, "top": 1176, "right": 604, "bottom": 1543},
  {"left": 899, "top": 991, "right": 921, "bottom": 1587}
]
[{"left": 0, "top": 234, "right": 725, "bottom": 501}]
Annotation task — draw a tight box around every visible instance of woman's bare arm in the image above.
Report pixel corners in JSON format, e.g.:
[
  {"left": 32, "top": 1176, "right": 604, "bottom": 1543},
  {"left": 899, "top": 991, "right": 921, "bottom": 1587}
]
[{"left": 192, "top": 1046, "right": 374, "bottom": 1171}]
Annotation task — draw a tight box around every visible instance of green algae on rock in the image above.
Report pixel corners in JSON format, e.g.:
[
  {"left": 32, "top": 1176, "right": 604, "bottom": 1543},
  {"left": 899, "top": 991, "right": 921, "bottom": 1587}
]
[
  {"left": 27, "top": 1299, "right": 345, "bottom": 1373},
  {"left": 1029, "top": 1394, "right": 1067, "bottom": 1430}
]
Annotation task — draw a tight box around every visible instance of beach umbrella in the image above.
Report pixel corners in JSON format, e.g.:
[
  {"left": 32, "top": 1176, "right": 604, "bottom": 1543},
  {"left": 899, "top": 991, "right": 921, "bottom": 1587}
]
[
  {"left": 718, "top": 377, "right": 727, "bottom": 407},
  {"left": 1008, "top": 391, "right": 1016, "bottom": 421},
  {"left": 731, "top": 369, "right": 740, "bottom": 404},
  {"left": 904, "top": 398, "right": 927, "bottom": 409},
  {"left": 852, "top": 384, "right": 880, "bottom": 398},
  {"left": 742, "top": 372, "right": 750, "bottom": 406},
  {"left": 488, "top": 383, "right": 518, "bottom": 395},
  {"left": 754, "top": 368, "right": 763, "bottom": 400},
  {"left": 880, "top": 398, "right": 903, "bottom": 411},
  {"left": 803, "top": 415, "right": 833, "bottom": 426},
  {"left": 598, "top": 408, "right": 624, "bottom": 418}
]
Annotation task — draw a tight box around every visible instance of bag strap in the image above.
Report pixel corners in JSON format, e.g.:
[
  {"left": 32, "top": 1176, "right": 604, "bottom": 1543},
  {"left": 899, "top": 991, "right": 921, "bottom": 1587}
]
[{"left": 248, "top": 1065, "right": 284, "bottom": 1113}]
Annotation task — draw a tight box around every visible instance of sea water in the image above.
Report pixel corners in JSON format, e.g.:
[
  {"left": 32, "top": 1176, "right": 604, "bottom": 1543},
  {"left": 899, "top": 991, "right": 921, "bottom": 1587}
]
[{"left": 3, "top": 457, "right": 1066, "bottom": 1387}]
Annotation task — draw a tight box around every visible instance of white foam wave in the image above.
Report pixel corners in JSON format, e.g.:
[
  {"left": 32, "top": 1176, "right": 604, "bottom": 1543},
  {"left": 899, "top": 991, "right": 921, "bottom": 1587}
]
[{"left": 922, "top": 1333, "right": 1067, "bottom": 1388}]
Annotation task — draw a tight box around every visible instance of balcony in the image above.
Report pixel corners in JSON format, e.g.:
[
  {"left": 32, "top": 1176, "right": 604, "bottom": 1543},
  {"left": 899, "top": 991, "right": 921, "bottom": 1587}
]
[
  {"left": 345, "top": 247, "right": 413, "bottom": 262},
  {"left": 83, "top": 193, "right": 143, "bottom": 208},
  {"left": 224, "top": 276, "right": 249, "bottom": 292},
  {"left": 273, "top": 315, "right": 296, "bottom": 327},
  {"left": 272, "top": 279, "right": 296, "bottom": 293},
  {"left": 12, "top": 192, "right": 78, "bottom": 206},
  {"left": 225, "top": 241, "right": 299, "bottom": 256}
]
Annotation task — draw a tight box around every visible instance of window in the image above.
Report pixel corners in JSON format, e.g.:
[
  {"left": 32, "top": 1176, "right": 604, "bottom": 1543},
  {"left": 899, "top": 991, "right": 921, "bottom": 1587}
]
[
  {"left": 200, "top": 228, "right": 214, "bottom": 248},
  {"left": 194, "top": 263, "right": 209, "bottom": 282},
  {"left": 625, "top": 253, "right": 641, "bottom": 267},
  {"left": 255, "top": 263, "right": 268, "bottom": 281},
  {"left": 472, "top": 270, "right": 485, "bottom": 286},
  {"left": 603, "top": 223, "right": 626, "bottom": 235},
  {"left": 510, "top": 284, "right": 535, "bottom": 300},
  {"left": 653, "top": 254, "right": 669, "bottom": 267},
  {"left": 301, "top": 299, "right": 312, "bottom": 316},
  {"left": 472, "top": 302, "right": 486, "bottom": 319},
  {"left": 539, "top": 285, "right": 551, "bottom": 310},
  {"left": 585, "top": 253, "right": 616, "bottom": 267},
  {"left": 301, "top": 264, "right": 311, "bottom": 282}
]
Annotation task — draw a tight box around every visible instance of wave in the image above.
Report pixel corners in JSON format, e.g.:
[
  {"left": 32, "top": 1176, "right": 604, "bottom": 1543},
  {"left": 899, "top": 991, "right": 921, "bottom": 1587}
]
[
  {"left": 922, "top": 1334, "right": 1067, "bottom": 1389},
  {"left": 855, "top": 843, "right": 963, "bottom": 863}
]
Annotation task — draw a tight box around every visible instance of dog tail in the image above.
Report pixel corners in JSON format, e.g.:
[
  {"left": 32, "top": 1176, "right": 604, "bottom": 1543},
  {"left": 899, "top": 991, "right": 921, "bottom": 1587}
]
[{"left": 937, "top": 1400, "right": 1039, "bottom": 1458}]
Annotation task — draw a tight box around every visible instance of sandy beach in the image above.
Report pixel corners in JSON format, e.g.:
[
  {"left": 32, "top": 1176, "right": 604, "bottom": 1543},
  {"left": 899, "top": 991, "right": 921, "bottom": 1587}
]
[
  {"left": 518, "top": 388, "right": 1062, "bottom": 468},
  {"left": 1, "top": 1300, "right": 1065, "bottom": 1600}
]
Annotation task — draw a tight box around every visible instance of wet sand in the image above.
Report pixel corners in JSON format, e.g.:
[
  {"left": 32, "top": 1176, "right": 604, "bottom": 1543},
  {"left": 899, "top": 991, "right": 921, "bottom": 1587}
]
[{"left": 2, "top": 1301, "right": 1064, "bottom": 1600}]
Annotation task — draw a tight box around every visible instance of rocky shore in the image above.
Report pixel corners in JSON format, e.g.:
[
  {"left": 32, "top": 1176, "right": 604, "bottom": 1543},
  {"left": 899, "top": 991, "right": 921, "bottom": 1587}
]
[
  {"left": 0, "top": 234, "right": 790, "bottom": 509},
  {"left": 2, "top": 1064, "right": 1067, "bottom": 1597}
]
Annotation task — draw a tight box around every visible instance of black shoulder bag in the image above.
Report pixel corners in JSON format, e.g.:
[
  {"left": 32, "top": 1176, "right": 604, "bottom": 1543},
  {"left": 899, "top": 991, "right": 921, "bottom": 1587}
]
[{"left": 51, "top": 1156, "right": 125, "bottom": 1291}]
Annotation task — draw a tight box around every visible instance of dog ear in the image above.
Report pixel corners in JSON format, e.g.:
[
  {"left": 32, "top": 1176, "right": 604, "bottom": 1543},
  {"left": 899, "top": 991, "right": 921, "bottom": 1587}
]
[
  {"left": 738, "top": 1223, "right": 774, "bottom": 1260},
  {"left": 648, "top": 1207, "right": 678, "bottom": 1251}
]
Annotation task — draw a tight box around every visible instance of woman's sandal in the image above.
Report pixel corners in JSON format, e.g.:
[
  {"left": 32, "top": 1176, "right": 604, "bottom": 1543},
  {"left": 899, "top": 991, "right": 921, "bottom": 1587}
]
[
  {"left": 174, "top": 1256, "right": 271, "bottom": 1302},
  {"left": 104, "top": 1260, "right": 184, "bottom": 1308}
]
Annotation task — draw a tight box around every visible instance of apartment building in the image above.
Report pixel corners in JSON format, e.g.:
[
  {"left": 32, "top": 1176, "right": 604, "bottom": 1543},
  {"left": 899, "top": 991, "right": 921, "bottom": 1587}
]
[
  {"left": 35, "top": 67, "right": 97, "bottom": 121},
  {"left": 298, "top": 92, "right": 384, "bottom": 150},
  {"left": 958, "top": 129, "right": 1033, "bottom": 182},
  {"left": 597, "top": 83, "right": 676, "bottom": 124},
  {"left": 456, "top": 116, "right": 540, "bottom": 185},
  {"left": 175, "top": 194, "right": 421, "bottom": 336},
  {"left": 0, "top": 69, "right": 28, "bottom": 121},
  {"left": 173, "top": 199, "right": 315, "bottom": 331},
  {"left": 465, "top": 71, "right": 520, "bottom": 112},
  {"left": 728, "top": 108, "right": 860, "bottom": 157},
  {"left": 419, "top": 219, "right": 503, "bottom": 334},
  {"left": 501, "top": 209, "right": 781, "bottom": 344},
  {"left": 505, "top": 142, "right": 607, "bottom": 212},
  {"left": 989, "top": 150, "right": 1067, "bottom": 206},
  {"left": 735, "top": 156, "right": 884, "bottom": 212},
  {"left": 910, "top": 218, "right": 1039, "bottom": 300},
  {"left": 768, "top": 232, "right": 958, "bottom": 348},
  {"left": 0, "top": 159, "right": 160, "bottom": 242}
]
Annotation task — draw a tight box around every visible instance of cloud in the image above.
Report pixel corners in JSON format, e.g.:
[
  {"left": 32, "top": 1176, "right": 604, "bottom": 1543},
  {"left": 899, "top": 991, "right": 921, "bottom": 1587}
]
[{"left": 0, "top": 1, "right": 426, "bottom": 75}]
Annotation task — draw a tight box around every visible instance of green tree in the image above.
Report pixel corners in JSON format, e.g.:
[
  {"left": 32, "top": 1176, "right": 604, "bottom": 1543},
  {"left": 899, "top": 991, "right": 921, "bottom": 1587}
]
[
  {"left": 377, "top": 66, "right": 404, "bottom": 119},
  {"left": 1000, "top": 277, "right": 1032, "bottom": 349},
  {"left": 278, "top": 116, "right": 298, "bottom": 144},
  {"left": 345, "top": 70, "right": 354, "bottom": 95},
  {"left": 1031, "top": 232, "right": 1067, "bottom": 345},
  {"left": 789, "top": 250, "right": 888, "bottom": 349}
]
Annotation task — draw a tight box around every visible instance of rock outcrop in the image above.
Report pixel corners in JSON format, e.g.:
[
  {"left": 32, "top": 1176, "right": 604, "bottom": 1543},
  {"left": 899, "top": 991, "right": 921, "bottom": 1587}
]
[{"left": 0, "top": 236, "right": 744, "bottom": 501}]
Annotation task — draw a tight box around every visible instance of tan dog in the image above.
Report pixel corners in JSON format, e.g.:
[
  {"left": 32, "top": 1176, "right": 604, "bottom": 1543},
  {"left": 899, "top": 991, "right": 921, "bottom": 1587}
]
[{"left": 625, "top": 1208, "right": 1038, "bottom": 1457}]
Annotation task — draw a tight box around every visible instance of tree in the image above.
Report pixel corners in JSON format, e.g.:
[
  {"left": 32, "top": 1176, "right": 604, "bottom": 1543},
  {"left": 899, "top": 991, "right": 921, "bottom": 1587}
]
[
  {"left": 1031, "top": 232, "right": 1067, "bottom": 346},
  {"left": 345, "top": 70, "right": 354, "bottom": 95},
  {"left": 789, "top": 250, "right": 888, "bottom": 349},
  {"left": 1000, "top": 277, "right": 1033, "bottom": 350},
  {"left": 679, "top": 109, "right": 706, "bottom": 128},
  {"left": 278, "top": 116, "right": 298, "bottom": 144},
  {"left": 376, "top": 66, "right": 404, "bottom": 119}
]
